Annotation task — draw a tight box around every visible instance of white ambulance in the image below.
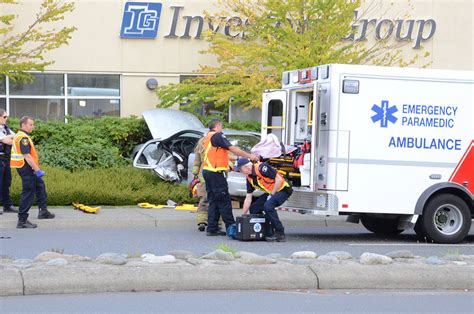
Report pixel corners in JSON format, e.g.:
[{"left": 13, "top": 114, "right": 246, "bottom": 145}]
[{"left": 261, "top": 64, "right": 473, "bottom": 244}]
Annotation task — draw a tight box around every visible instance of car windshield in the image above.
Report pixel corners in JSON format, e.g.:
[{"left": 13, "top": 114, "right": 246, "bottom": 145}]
[{"left": 226, "top": 134, "right": 260, "bottom": 152}]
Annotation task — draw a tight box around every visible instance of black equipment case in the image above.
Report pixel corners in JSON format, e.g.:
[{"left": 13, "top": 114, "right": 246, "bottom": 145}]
[{"left": 235, "top": 214, "right": 267, "bottom": 241}]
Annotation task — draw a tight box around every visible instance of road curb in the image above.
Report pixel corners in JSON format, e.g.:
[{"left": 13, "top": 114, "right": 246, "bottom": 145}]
[
  {"left": 17, "top": 264, "right": 317, "bottom": 295},
  {"left": 1, "top": 262, "right": 472, "bottom": 296},
  {"left": 310, "top": 264, "right": 474, "bottom": 290},
  {"left": 0, "top": 268, "right": 23, "bottom": 296}
]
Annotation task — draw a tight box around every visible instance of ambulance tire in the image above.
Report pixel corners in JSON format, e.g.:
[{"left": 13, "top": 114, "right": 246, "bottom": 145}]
[
  {"left": 420, "top": 194, "right": 470, "bottom": 244},
  {"left": 360, "top": 215, "right": 403, "bottom": 236}
]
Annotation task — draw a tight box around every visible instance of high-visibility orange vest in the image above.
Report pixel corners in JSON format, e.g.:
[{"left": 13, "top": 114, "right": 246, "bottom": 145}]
[
  {"left": 202, "top": 131, "right": 229, "bottom": 172},
  {"left": 10, "top": 131, "right": 39, "bottom": 169},
  {"left": 247, "top": 162, "right": 289, "bottom": 194}
]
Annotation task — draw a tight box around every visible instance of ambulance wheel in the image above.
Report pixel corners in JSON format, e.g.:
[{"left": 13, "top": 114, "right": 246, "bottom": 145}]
[
  {"left": 420, "top": 194, "right": 470, "bottom": 244},
  {"left": 360, "top": 215, "right": 404, "bottom": 236}
]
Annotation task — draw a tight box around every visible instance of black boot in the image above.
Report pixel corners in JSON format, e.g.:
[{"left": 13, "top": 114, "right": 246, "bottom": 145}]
[
  {"left": 17, "top": 219, "right": 37, "bottom": 229},
  {"left": 4, "top": 205, "right": 19, "bottom": 213},
  {"left": 265, "top": 232, "right": 286, "bottom": 242},
  {"left": 38, "top": 208, "right": 55, "bottom": 219}
]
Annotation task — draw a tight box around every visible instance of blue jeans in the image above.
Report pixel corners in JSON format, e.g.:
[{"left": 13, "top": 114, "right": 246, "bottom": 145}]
[
  {"left": 0, "top": 158, "right": 13, "bottom": 209},
  {"left": 249, "top": 188, "right": 291, "bottom": 234},
  {"left": 202, "top": 170, "right": 235, "bottom": 233},
  {"left": 18, "top": 175, "right": 48, "bottom": 221}
]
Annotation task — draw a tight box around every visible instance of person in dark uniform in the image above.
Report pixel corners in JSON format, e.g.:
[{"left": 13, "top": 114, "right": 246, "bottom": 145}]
[
  {"left": 201, "top": 118, "right": 259, "bottom": 236},
  {"left": 0, "top": 109, "right": 18, "bottom": 215},
  {"left": 11, "top": 116, "right": 55, "bottom": 228},
  {"left": 235, "top": 158, "right": 293, "bottom": 242}
]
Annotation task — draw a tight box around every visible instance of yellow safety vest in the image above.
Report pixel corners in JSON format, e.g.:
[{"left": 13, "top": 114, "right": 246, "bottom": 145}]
[
  {"left": 202, "top": 131, "right": 229, "bottom": 172},
  {"left": 247, "top": 162, "right": 289, "bottom": 194},
  {"left": 10, "top": 131, "right": 38, "bottom": 168}
]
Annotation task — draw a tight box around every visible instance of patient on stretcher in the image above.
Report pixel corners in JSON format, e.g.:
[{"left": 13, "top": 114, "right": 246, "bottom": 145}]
[{"left": 251, "top": 134, "right": 312, "bottom": 187}]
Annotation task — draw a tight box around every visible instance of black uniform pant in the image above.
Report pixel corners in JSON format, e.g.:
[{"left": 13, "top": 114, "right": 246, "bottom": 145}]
[
  {"left": 18, "top": 174, "right": 47, "bottom": 221},
  {"left": 0, "top": 158, "right": 13, "bottom": 209},
  {"left": 249, "top": 188, "right": 292, "bottom": 234},
  {"left": 202, "top": 169, "right": 235, "bottom": 233}
]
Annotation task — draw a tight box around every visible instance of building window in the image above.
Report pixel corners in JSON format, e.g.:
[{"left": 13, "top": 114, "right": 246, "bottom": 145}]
[
  {"left": 10, "top": 99, "right": 65, "bottom": 121},
  {"left": 68, "top": 99, "right": 120, "bottom": 118},
  {"left": 0, "top": 76, "right": 5, "bottom": 95},
  {"left": 68, "top": 74, "right": 120, "bottom": 96},
  {"left": 10, "top": 74, "right": 63, "bottom": 96},
  {"left": 3, "top": 73, "right": 121, "bottom": 121}
]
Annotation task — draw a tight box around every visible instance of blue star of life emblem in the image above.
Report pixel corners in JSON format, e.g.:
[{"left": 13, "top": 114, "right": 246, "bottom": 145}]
[{"left": 371, "top": 100, "right": 398, "bottom": 128}]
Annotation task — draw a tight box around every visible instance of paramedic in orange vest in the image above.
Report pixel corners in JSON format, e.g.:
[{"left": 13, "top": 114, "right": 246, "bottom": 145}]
[
  {"left": 235, "top": 158, "right": 293, "bottom": 242},
  {"left": 11, "top": 116, "right": 55, "bottom": 228},
  {"left": 202, "top": 118, "right": 259, "bottom": 236}
]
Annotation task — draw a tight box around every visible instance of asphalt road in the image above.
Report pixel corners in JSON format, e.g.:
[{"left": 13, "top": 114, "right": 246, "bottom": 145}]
[
  {"left": 1, "top": 290, "right": 473, "bottom": 313},
  {"left": 1, "top": 223, "right": 473, "bottom": 259}
]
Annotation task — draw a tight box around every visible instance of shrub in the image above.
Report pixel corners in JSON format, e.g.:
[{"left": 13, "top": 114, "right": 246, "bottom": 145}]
[
  {"left": 8, "top": 116, "right": 152, "bottom": 171},
  {"left": 196, "top": 114, "right": 261, "bottom": 132},
  {"left": 9, "top": 165, "right": 193, "bottom": 206}
]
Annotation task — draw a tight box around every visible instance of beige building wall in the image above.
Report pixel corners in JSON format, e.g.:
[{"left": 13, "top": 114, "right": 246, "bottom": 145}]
[
  {"left": 357, "top": 0, "right": 473, "bottom": 70},
  {"left": 4, "top": 0, "right": 473, "bottom": 118}
]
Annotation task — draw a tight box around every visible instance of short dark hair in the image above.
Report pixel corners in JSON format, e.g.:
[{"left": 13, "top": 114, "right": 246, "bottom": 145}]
[
  {"left": 208, "top": 118, "right": 222, "bottom": 130},
  {"left": 20, "top": 116, "right": 33, "bottom": 127}
]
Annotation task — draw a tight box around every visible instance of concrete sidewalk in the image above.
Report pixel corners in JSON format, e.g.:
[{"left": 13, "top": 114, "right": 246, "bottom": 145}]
[{"left": 0, "top": 206, "right": 350, "bottom": 229}]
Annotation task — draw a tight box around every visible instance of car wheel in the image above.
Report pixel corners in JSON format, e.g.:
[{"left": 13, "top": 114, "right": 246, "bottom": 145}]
[{"left": 419, "top": 194, "right": 470, "bottom": 244}]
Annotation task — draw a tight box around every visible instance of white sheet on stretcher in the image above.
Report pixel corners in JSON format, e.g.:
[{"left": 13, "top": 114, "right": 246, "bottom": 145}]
[{"left": 251, "top": 134, "right": 297, "bottom": 159}]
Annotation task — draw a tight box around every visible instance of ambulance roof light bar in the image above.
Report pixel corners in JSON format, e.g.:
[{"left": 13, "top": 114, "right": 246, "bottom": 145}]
[
  {"left": 291, "top": 71, "right": 299, "bottom": 83},
  {"left": 282, "top": 67, "right": 319, "bottom": 86},
  {"left": 320, "top": 65, "right": 329, "bottom": 79}
]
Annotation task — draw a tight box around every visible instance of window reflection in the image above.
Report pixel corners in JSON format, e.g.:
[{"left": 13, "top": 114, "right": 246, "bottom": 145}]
[
  {"left": 68, "top": 74, "right": 120, "bottom": 96},
  {"left": 10, "top": 99, "right": 65, "bottom": 121},
  {"left": 68, "top": 99, "right": 120, "bottom": 117},
  {"left": 0, "top": 76, "right": 5, "bottom": 95},
  {"left": 9, "top": 74, "right": 64, "bottom": 96},
  {"left": 5, "top": 74, "right": 121, "bottom": 120}
]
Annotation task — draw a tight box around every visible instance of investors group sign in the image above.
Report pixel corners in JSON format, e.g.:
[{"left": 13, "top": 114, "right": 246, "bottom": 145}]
[{"left": 120, "top": 2, "right": 437, "bottom": 49}]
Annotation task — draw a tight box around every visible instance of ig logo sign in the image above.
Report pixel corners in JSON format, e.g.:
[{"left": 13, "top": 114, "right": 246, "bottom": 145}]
[{"left": 120, "top": 2, "right": 162, "bottom": 38}]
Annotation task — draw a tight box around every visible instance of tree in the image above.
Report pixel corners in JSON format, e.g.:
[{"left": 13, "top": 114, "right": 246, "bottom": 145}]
[
  {"left": 0, "top": 0, "right": 76, "bottom": 82},
  {"left": 157, "top": 0, "right": 429, "bottom": 111}
]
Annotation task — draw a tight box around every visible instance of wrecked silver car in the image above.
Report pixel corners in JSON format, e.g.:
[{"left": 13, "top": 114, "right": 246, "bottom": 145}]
[{"left": 132, "top": 109, "right": 261, "bottom": 198}]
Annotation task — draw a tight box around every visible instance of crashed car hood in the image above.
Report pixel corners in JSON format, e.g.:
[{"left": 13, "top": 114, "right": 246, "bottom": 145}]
[{"left": 142, "top": 108, "right": 205, "bottom": 140}]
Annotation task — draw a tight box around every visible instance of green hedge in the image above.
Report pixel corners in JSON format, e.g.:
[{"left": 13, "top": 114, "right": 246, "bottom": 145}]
[
  {"left": 196, "top": 114, "right": 261, "bottom": 132},
  {"left": 7, "top": 116, "right": 152, "bottom": 171},
  {"left": 4, "top": 114, "right": 258, "bottom": 206},
  {"left": 9, "top": 165, "right": 193, "bottom": 206}
]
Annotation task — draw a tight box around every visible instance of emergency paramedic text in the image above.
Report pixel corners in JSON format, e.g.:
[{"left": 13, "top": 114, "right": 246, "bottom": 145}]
[{"left": 401, "top": 104, "right": 458, "bottom": 128}]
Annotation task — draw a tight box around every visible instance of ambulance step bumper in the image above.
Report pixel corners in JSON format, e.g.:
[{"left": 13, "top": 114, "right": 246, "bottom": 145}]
[{"left": 281, "top": 191, "right": 339, "bottom": 213}]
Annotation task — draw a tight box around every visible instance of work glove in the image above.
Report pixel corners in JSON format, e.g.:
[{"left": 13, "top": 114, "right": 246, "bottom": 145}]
[{"left": 35, "top": 170, "right": 45, "bottom": 178}]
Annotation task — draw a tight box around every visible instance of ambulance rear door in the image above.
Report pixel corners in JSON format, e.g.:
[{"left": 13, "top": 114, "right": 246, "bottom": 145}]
[{"left": 261, "top": 90, "right": 288, "bottom": 143}]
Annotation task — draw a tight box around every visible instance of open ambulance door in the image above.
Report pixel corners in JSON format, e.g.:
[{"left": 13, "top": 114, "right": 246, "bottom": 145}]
[
  {"left": 261, "top": 90, "right": 288, "bottom": 143},
  {"left": 314, "top": 83, "right": 330, "bottom": 191}
]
